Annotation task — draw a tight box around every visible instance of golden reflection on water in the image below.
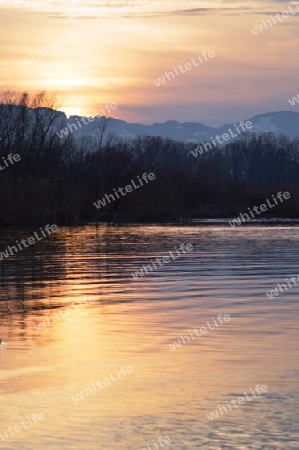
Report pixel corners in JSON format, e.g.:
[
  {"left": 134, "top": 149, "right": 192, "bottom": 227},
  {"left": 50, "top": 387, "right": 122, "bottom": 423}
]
[{"left": 0, "top": 224, "right": 299, "bottom": 449}]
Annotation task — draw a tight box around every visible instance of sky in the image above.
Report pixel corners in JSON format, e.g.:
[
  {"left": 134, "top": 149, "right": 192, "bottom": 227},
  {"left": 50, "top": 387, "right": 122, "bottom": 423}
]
[{"left": 0, "top": 0, "right": 299, "bottom": 125}]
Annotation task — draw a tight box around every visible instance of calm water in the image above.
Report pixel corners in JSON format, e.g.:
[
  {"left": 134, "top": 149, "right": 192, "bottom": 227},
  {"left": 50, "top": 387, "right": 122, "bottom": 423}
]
[{"left": 0, "top": 224, "right": 299, "bottom": 449}]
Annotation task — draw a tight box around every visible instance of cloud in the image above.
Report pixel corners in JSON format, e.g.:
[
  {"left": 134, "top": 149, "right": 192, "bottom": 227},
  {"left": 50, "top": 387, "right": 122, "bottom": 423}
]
[
  {"left": 0, "top": 0, "right": 272, "bottom": 19},
  {"left": 0, "top": 0, "right": 151, "bottom": 18}
]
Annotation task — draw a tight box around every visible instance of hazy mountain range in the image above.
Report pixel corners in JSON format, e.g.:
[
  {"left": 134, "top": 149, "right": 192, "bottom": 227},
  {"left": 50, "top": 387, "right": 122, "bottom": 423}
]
[{"left": 56, "top": 110, "right": 299, "bottom": 143}]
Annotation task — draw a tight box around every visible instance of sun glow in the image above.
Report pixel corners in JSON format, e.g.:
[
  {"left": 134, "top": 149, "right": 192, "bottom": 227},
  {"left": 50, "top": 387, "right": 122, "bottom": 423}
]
[
  {"left": 46, "top": 78, "right": 88, "bottom": 88},
  {"left": 58, "top": 106, "right": 84, "bottom": 117}
]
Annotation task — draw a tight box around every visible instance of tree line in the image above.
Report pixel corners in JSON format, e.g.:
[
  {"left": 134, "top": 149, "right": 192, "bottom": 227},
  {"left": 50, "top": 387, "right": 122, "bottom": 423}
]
[{"left": 0, "top": 91, "right": 299, "bottom": 225}]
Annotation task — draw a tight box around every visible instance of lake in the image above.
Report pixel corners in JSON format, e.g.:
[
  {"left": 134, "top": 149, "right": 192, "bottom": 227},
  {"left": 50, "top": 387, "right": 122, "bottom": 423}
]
[{"left": 0, "top": 224, "right": 298, "bottom": 449}]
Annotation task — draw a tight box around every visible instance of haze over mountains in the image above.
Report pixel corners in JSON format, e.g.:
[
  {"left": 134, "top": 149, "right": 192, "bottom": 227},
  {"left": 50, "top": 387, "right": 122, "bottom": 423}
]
[{"left": 57, "top": 110, "right": 299, "bottom": 143}]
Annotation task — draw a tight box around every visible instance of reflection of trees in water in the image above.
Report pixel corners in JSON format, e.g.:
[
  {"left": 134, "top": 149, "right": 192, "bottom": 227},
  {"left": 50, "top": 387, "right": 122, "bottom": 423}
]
[
  {"left": 0, "top": 223, "right": 191, "bottom": 317},
  {"left": 0, "top": 228, "right": 67, "bottom": 315},
  {"left": 0, "top": 224, "right": 139, "bottom": 315}
]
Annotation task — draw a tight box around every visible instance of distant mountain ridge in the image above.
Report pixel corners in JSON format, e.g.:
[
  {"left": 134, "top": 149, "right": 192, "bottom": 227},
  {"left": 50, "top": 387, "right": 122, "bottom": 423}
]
[{"left": 56, "top": 110, "right": 299, "bottom": 143}]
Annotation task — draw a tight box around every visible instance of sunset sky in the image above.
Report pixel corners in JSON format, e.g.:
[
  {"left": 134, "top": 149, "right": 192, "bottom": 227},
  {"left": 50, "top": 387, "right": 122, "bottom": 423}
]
[{"left": 0, "top": 0, "right": 299, "bottom": 125}]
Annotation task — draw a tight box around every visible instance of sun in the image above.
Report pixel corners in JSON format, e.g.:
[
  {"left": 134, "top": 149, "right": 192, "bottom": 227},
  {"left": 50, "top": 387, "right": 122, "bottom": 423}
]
[{"left": 58, "top": 106, "right": 84, "bottom": 117}]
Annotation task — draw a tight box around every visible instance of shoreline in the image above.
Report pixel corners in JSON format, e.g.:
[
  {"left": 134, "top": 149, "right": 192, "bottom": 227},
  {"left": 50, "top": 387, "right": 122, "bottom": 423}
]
[{"left": 1, "top": 217, "right": 299, "bottom": 230}]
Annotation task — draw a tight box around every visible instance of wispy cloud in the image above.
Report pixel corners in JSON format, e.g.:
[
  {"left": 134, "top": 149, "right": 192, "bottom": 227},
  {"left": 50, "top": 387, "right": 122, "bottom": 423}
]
[
  {"left": 2, "top": 0, "right": 299, "bottom": 125},
  {"left": 2, "top": 0, "right": 143, "bottom": 20},
  {"left": 0, "top": 0, "right": 150, "bottom": 15},
  {"left": 0, "top": 0, "right": 283, "bottom": 18}
]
